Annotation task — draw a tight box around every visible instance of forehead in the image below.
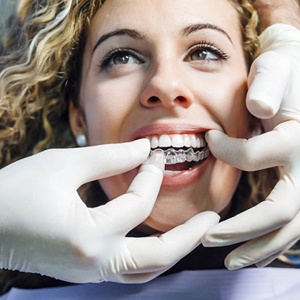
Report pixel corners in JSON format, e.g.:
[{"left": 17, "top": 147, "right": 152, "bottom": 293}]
[{"left": 88, "top": 0, "right": 241, "bottom": 44}]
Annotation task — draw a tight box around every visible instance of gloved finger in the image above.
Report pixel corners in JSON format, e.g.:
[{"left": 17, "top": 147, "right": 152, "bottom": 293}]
[
  {"left": 94, "top": 150, "right": 164, "bottom": 232},
  {"left": 255, "top": 251, "right": 284, "bottom": 268},
  {"left": 202, "top": 177, "right": 300, "bottom": 247},
  {"left": 255, "top": 246, "right": 292, "bottom": 268},
  {"left": 246, "top": 51, "right": 290, "bottom": 119},
  {"left": 225, "top": 234, "right": 281, "bottom": 270},
  {"left": 225, "top": 231, "right": 296, "bottom": 270},
  {"left": 205, "top": 120, "right": 300, "bottom": 171},
  {"left": 225, "top": 211, "right": 300, "bottom": 269},
  {"left": 52, "top": 139, "right": 151, "bottom": 188},
  {"left": 123, "top": 212, "right": 219, "bottom": 274}
]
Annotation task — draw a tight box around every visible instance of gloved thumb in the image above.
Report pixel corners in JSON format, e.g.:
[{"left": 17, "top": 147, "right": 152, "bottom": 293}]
[{"left": 246, "top": 51, "right": 290, "bottom": 119}]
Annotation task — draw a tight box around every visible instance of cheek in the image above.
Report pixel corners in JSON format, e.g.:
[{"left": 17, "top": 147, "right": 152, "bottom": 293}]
[
  {"left": 206, "top": 73, "right": 249, "bottom": 137},
  {"left": 209, "top": 161, "right": 242, "bottom": 214},
  {"left": 98, "top": 160, "right": 138, "bottom": 201},
  {"left": 99, "top": 176, "right": 129, "bottom": 200},
  {"left": 224, "top": 82, "right": 249, "bottom": 136},
  {"left": 81, "top": 79, "right": 138, "bottom": 145}
]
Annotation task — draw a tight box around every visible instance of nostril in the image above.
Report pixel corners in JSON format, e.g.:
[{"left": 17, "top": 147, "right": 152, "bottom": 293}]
[
  {"left": 175, "top": 96, "right": 191, "bottom": 108},
  {"left": 176, "top": 96, "right": 186, "bottom": 103},
  {"left": 144, "top": 95, "right": 191, "bottom": 108},
  {"left": 148, "top": 96, "right": 160, "bottom": 104}
]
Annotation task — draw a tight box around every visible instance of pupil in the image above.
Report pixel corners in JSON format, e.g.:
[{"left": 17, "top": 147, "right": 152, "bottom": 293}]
[
  {"left": 115, "top": 54, "right": 129, "bottom": 64},
  {"left": 192, "top": 50, "right": 207, "bottom": 60},
  {"left": 198, "top": 50, "right": 207, "bottom": 59}
]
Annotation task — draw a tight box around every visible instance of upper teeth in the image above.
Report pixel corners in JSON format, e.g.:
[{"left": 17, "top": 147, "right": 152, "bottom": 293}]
[{"left": 146, "top": 134, "right": 206, "bottom": 149}]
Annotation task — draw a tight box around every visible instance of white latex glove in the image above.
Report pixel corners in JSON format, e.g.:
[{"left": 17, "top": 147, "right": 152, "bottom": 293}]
[
  {"left": 0, "top": 139, "right": 219, "bottom": 283},
  {"left": 202, "top": 24, "right": 300, "bottom": 269}
]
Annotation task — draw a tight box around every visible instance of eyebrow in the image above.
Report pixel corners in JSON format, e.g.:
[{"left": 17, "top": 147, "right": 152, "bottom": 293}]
[
  {"left": 182, "top": 23, "right": 233, "bottom": 44},
  {"left": 92, "top": 29, "right": 144, "bottom": 54},
  {"left": 92, "top": 22, "right": 233, "bottom": 54}
]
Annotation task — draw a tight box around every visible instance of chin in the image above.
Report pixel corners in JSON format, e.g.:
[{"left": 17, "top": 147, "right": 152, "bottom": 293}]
[
  {"left": 140, "top": 194, "right": 230, "bottom": 233},
  {"left": 140, "top": 171, "right": 240, "bottom": 233}
]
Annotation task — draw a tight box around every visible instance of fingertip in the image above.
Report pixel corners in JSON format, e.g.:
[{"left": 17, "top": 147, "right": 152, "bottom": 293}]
[
  {"left": 187, "top": 211, "right": 220, "bottom": 238},
  {"left": 201, "top": 230, "right": 219, "bottom": 247},
  {"left": 131, "top": 138, "right": 151, "bottom": 155},
  {"left": 224, "top": 258, "right": 231, "bottom": 270},
  {"left": 246, "top": 51, "right": 289, "bottom": 119},
  {"left": 188, "top": 211, "right": 220, "bottom": 224},
  {"left": 201, "top": 211, "right": 221, "bottom": 225},
  {"left": 224, "top": 256, "right": 241, "bottom": 271},
  {"left": 246, "top": 97, "right": 278, "bottom": 119},
  {"left": 205, "top": 130, "right": 225, "bottom": 145},
  {"left": 143, "top": 148, "right": 165, "bottom": 173}
]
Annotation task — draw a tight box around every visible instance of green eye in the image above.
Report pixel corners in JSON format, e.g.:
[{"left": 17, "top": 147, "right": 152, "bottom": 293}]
[
  {"left": 190, "top": 49, "right": 218, "bottom": 61},
  {"left": 99, "top": 48, "right": 144, "bottom": 70},
  {"left": 111, "top": 52, "right": 139, "bottom": 65},
  {"left": 188, "top": 43, "right": 229, "bottom": 62}
]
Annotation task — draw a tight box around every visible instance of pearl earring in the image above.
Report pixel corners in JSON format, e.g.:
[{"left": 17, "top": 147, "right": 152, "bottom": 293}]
[{"left": 76, "top": 133, "right": 87, "bottom": 147}]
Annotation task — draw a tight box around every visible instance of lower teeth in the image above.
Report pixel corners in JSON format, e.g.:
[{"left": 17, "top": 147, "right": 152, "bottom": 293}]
[{"left": 150, "top": 147, "right": 210, "bottom": 165}]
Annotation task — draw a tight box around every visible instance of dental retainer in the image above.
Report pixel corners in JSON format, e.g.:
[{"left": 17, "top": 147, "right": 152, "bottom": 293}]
[{"left": 150, "top": 147, "right": 210, "bottom": 165}]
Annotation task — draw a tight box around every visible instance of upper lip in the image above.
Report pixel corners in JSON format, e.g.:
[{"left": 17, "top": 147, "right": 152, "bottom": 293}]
[{"left": 129, "top": 123, "right": 208, "bottom": 141}]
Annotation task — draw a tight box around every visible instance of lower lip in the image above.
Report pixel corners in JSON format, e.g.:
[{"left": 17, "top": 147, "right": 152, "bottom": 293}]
[{"left": 162, "top": 155, "right": 212, "bottom": 187}]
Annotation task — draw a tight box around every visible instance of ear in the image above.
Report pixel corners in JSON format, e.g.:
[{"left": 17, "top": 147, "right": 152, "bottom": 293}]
[{"left": 69, "top": 100, "right": 87, "bottom": 137}]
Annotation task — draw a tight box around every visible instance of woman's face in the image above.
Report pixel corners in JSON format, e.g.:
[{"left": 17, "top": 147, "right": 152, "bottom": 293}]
[{"left": 70, "top": 0, "right": 250, "bottom": 232}]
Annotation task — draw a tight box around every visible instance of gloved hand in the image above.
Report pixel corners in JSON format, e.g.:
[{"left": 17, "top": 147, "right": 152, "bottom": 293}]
[
  {"left": 0, "top": 139, "right": 219, "bottom": 283},
  {"left": 202, "top": 24, "right": 300, "bottom": 269}
]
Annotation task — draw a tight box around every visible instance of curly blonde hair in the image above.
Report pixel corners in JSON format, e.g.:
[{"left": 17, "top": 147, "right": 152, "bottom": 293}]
[{"left": 0, "top": 0, "right": 276, "bottom": 207}]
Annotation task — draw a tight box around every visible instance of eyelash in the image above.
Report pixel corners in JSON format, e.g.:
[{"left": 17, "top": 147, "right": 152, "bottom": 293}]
[
  {"left": 188, "top": 41, "right": 230, "bottom": 61},
  {"left": 98, "top": 41, "right": 230, "bottom": 70},
  {"left": 98, "top": 48, "right": 142, "bottom": 70}
]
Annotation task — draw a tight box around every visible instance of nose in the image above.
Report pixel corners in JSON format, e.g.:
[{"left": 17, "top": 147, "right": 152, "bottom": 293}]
[{"left": 140, "top": 63, "right": 194, "bottom": 109}]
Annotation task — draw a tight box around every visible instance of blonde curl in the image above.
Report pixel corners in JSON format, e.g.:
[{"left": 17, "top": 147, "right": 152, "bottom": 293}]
[{"left": 0, "top": 0, "right": 104, "bottom": 166}]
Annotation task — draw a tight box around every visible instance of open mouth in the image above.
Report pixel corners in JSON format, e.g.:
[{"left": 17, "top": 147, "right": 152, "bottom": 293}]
[{"left": 147, "top": 133, "right": 210, "bottom": 174}]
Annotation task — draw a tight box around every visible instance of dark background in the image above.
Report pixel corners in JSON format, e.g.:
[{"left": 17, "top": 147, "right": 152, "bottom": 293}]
[{"left": 0, "top": 0, "right": 19, "bottom": 40}]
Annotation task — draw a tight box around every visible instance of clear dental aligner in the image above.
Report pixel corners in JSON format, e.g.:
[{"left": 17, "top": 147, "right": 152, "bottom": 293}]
[{"left": 150, "top": 147, "right": 210, "bottom": 165}]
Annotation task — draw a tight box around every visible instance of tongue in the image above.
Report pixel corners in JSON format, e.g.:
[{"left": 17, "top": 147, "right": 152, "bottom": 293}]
[{"left": 165, "top": 162, "right": 193, "bottom": 171}]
